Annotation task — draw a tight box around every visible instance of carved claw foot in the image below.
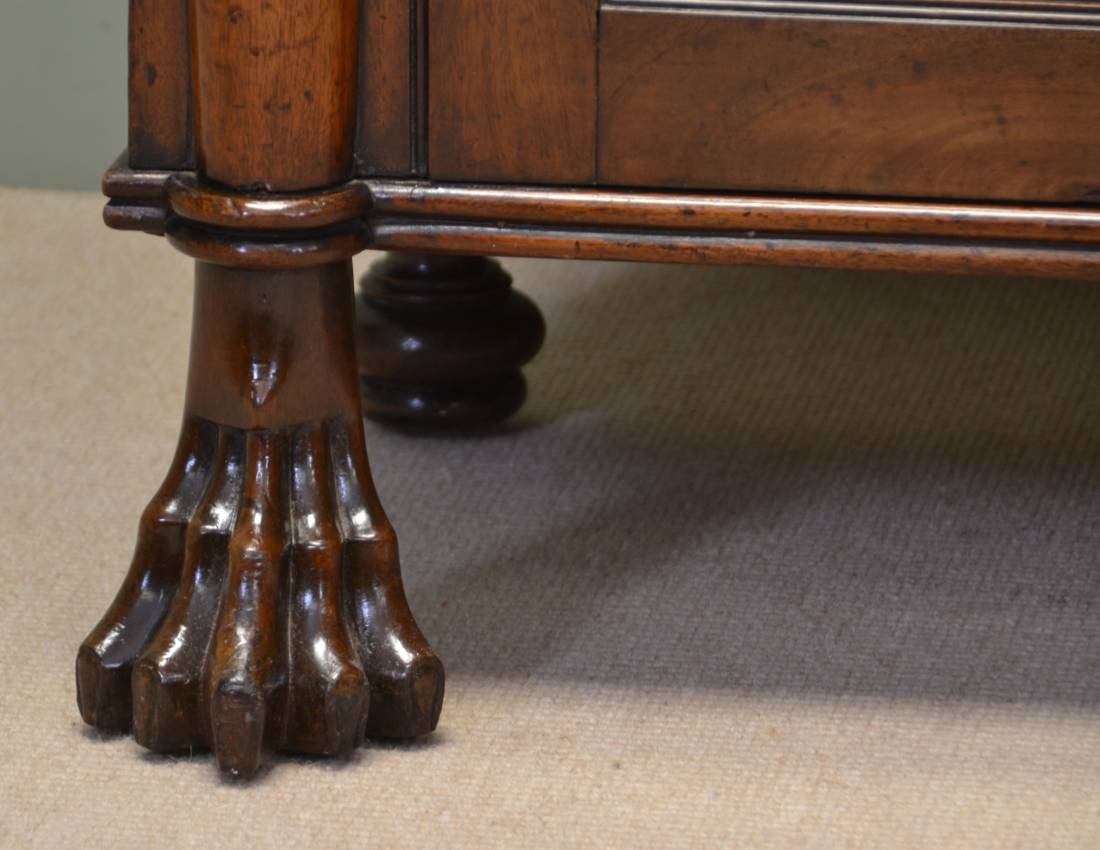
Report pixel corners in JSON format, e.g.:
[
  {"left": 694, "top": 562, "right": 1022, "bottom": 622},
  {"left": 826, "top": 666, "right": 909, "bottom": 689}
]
[
  {"left": 77, "top": 260, "right": 443, "bottom": 777},
  {"left": 357, "top": 253, "right": 546, "bottom": 428}
]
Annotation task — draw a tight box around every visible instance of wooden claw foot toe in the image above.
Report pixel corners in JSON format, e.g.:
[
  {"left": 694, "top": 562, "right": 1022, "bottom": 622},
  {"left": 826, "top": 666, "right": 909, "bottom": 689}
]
[
  {"left": 79, "top": 414, "right": 442, "bottom": 777},
  {"left": 210, "top": 686, "right": 269, "bottom": 778},
  {"left": 365, "top": 656, "right": 445, "bottom": 740},
  {"left": 77, "top": 261, "right": 443, "bottom": 778}
]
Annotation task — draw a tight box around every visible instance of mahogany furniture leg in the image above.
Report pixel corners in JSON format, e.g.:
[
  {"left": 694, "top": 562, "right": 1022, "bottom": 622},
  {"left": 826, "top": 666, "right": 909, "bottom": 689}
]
[
  {"left": 77, "top": 260, "right": 443, "bottom": 777},
  {"left": 79, "top": 0, "right": 443, "bottom": 778},
  {"left": 357, "top": 253, "right": 546, "bottom": 427}
]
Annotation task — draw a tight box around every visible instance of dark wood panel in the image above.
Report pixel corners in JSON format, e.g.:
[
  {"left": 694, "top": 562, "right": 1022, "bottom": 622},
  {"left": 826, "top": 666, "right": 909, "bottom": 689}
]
[
  {"left": 428, "top": 0, "right": 598, "bottom": 183},
  {"left": 356, "top": 0, "right": 423, "bottom": 176},
  {"left": 599, "top": 5, "right": 1100, "bottom": 201},
  {"left": 191, "top": 0, "right": 361, "bottom": 191},
  {"left": 128, "top": 0, "right": 192, "bottom": 169}
]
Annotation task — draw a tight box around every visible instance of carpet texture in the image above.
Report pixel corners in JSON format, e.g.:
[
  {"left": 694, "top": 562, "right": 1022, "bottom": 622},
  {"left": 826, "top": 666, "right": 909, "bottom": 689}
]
[{"left": 2, "top": 188, "right": 1099, "bottom": 848}]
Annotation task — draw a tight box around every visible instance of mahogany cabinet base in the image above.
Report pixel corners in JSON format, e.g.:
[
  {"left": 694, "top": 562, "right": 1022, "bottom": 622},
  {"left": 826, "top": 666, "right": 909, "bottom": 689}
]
[
  {"left": 357, "top": 253, "right": 546, "bottom": 428},
  {"left": 76, "top": 260, "right": 443, "bottom": 778}
]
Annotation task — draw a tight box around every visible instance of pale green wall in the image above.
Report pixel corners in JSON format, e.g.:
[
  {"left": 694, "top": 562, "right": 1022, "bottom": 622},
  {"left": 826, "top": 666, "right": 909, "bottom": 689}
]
[{"left": 0, "top": 2, "right": 128, "bottom": 191}]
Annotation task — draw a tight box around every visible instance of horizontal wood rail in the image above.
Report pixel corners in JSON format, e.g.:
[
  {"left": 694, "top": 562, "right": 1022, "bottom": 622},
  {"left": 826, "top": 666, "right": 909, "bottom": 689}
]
[
  {"left": 602, "top": 0, "right": 1100, "bottom": 25},
  {"left": 100, "top": 157, "right": 1100, "bottom": 279},
  {"left": 367, "top": 182, "right": 1100, "bottom": 244}
]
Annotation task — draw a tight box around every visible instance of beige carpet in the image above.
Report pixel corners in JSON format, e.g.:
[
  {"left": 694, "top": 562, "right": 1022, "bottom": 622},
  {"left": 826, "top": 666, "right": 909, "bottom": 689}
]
[{"left": 2, "top": 188, "right": 1100, "bottom": 848}]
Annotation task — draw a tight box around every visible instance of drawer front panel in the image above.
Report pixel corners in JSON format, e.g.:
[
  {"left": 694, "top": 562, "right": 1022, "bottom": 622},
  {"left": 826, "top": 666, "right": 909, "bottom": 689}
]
[
  {"left": 429, "top": 0, "right": 598, "bottom": 183},
  {"left": 599, "top": 2, "right": 1100, "bottom": 201}
]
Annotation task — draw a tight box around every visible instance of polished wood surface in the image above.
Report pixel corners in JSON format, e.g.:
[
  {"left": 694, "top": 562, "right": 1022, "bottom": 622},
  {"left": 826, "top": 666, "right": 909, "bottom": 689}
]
[
  {"left": 370, "top": 222, "right": 1100, "bottom": 279},
  {"left": 356, "top": 0, "right": 424, "bottom": 176},
  {"left": 88, "top": 0, "right": 1100, "bottom": 780},
  {"left": 102, "top": 164, "right": 1100, "bottom": 279},
  {"left": 83, "top": 0, "right": 445, "bottom": 779},
  {"left": 428, "top": 0, "right": 598, "bottom": 182},
  {"left": 78, "top": 262, "right": 443, "bottom": 777},
  {"left": 599, "top": 1, "right": 1100, "bottom": 201},
  {"left": 167, "top": 172, "right": 370, "bottom": 231},
  {"left": 357, "top": 254, "right": 545, "bottom": 426},
  {"left": 128, "top": 0, "right": 192, "bottom": 169},
  {"left": 190, "top": 0, "right": 360, "bottom": 190},
  {"left": 166, "top": 217, "right": 368, "bottom": 270},
  {"left": 366, "top": 182, "right": 1100, "bottom": 244}
]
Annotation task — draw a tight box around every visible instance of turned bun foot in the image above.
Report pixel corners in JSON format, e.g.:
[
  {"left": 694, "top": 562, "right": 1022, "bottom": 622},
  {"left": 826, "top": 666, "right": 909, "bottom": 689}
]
[{"left": 357, "top": 254, "right": 546, "bottom": 428}]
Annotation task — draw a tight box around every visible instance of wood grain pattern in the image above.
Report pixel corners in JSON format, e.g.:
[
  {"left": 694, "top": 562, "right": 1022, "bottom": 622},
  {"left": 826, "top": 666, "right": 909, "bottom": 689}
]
[
  {"left": 370, "top": 220, "right": 1100, "bottom": 280},
  {"left": 609, "top": 0, "right": 1100, "bottom": 24},
  {"left": 128, "top": 0, "right": 192, "bottom": 169},
  {"left": 190, "top": 0, "right": 361, "bottom": 190},
  {"left": 599, "top": 5, "right": 1100, "bottom": 201},
  {"left": 99, "top": 158, "right": 1100, "bottom": 278},
  {"left": 102, "top": 157, "right": 1100, "bottom": 248},
  {"left": 87, "top": 0, "right": 1100, "bottom": 777},
  {"left": 428, "top": 0, "right": 598, "bottom": 183},
  {"left": 84, "top": 2, "right": 450, "bottom": 779},
  {"left": 356, "top": 0, "right": 423, "bottom": 176},
  {"left": 166, "top": 218, "right": 368, "bottom": 269},
  {"left": 78, "top": 261, "right": 444, "bottom": 777},
  {"left": 167, "top": 173, "right": 370, "bottom": 230},
  {"left": 367, "top": 181, "right": 1100, "bottom": 243}
]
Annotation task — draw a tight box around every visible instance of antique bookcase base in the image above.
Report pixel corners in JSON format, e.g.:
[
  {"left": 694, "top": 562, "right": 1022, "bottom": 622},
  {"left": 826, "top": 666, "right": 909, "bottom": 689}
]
[
  {"left": 87, "top": 167, "right": 1100, "bottom": 779},
  {"left": 85, "top": 0, "right": 1100, "bottom": 779}
]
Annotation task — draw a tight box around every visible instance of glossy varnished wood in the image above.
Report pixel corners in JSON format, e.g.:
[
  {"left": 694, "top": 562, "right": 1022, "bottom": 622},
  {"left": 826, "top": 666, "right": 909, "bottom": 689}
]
[
  {"left": 167, "top": 173, "right": 370, "bottom": 231},
  {"left": 363, "top": 180, "right": 1100, "bottom": 279},
  {"left": 78, "top": 262, "right": 443, "bottom": 777},
  {"left": 87, "top": 0, "right": 1100, "bottom": 775},
  {"left": 367, "top": 182, "right": 1100, "bottom": 244},
  {"left": 128, "top": 0, "right": 192, "bottom": 169},
  {"left": 370, "top": 222, "right": 1100, "bottom": 279},
  {"left": 428, "top": 0, "right": 599, "bottom": 183},
  {"left": 357, "top": 254, "right": 546, "bottom": 427},
  {"left": 83, "top": 0, "right": 447, "bottom": 779},
  {"left": 599, "top": 1, "right": 1100, "bottom": 201},
  {"left": 100, "top": 162, "right": 1100, "bottom": 279},
  {"left": 190, "top": 0, "right": 360, "bottom": 190},
  {"left": 356, "top": 0, "right": 424, "bottom": 176},
  {"left": 165, "top": 218, "right": 368, "bottom": 270}
]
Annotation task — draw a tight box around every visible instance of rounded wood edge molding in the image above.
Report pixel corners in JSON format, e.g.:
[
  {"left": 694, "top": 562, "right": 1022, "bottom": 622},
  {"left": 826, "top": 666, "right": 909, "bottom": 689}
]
[
  {"left": 166, "top": 218, "right": 370, "bottom": 270},
  {"left": 100, "top": 157, "right": 1100, "bottom": 278},
  {"left": 166, "top": 174, "right": 372, "bottom": 232},
  {"left": 367, "top": 180, "right": 1100, "bottom": 244},
  {"left": 103, "top": 201, "right": 169, "bottom": 235},
  {"left": 370, "top": 221, "right": 1100, "bottom": 281}
]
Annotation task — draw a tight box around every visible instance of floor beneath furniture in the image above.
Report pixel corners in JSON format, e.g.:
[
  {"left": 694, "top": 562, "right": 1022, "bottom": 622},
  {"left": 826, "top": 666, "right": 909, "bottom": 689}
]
[{"left": 3, "top": 189, "right": 1099, "bottom": 849}]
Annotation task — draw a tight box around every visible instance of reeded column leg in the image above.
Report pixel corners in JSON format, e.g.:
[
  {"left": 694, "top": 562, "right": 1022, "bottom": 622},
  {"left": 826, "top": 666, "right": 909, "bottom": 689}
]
[
  {"left": 357, "top": 253, "right": 546, "bottom": 427},
  {"left": 85, "top": 0, "right": 451, "bottom": 777},
  {"left": 77, "top": 260, "right": 443, "bottom": 777}
]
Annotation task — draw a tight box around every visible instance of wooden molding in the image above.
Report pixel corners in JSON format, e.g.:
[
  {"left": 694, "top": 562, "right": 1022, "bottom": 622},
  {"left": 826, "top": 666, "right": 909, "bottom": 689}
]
[
  {"left": 366, "top": 182, "right": 1100, "bottom": 244},
  {"left": 128, "top": 0, "right": 193, "bottom": 169},
  {"left": 355, "top": 0, "right": 428, "bottom": 176},
  {"left": 100, "top": 160, "right": 1100, "bottom": 278},
  {"left": 602, "top": 0, "right": 1100, "bottom": 25}
]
